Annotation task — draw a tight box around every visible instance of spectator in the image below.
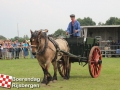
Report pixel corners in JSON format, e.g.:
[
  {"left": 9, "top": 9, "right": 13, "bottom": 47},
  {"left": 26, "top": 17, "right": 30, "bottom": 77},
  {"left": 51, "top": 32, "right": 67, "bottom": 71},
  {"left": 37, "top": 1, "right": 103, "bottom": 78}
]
[
  {"left": 12, "top": 41, "right": 17, "bottom": 59},
  {"left": 7, "top": 42, "right": 12, "bottom": 59},
  {"left": 2, "top": 42, "right": 7, "bottom": 59},
  {"left": 111, "top": 40, "right": 116, "bottom": 45},
  {"left": 6, "top": 42, "right": 9, "bottom": 59},
  {"left": 19, "top": 42, "right": 23, "bottom": 58},
  {"left": 27, "top": 42, "right": 29, "bottom": 56},
  {"left": 0, "top": 45, "right": 2, "bottom": 59},
  {"left": 23, "top": 40, "right": 29, "bottom": 58},
  {"left": 111, "top": 40, "right": 118, "bottom": 50},
  {"left": 10, "top": 42, "right": 14, "bottom": 59},
  {"left": 15, "top": 39, "right": 20, "bottom": 59}
]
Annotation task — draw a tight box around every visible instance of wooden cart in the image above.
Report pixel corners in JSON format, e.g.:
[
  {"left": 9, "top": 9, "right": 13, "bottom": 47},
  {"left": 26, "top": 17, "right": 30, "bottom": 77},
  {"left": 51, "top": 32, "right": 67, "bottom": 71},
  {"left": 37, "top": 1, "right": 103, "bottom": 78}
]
[{"left": 57, "top": 37, "right": 102, "bottom": 78}]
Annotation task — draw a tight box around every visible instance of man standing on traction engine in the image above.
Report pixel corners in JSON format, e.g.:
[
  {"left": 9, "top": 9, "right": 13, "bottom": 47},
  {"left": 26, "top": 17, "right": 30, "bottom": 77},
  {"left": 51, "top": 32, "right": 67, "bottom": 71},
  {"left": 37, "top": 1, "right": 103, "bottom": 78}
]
[{"left": 66, "top": 14, "right": 81, "bottom": 37}]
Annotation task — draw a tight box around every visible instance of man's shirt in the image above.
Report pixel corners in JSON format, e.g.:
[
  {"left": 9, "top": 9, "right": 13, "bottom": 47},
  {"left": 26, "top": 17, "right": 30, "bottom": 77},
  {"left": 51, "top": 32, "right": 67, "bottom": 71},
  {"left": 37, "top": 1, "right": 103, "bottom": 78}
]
[
  {"left": 12, "top": 44, "right": 17, "bottom": 48},
  {"left": 66, "top": 20, "right": 81, "bottom": 37}
]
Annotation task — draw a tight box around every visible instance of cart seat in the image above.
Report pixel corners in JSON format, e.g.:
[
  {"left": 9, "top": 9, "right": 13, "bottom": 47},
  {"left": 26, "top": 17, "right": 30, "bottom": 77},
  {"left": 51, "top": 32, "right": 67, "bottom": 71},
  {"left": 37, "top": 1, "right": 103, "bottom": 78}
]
[{"left": 65, "top": 37, "right": 84, "bottom": 44}]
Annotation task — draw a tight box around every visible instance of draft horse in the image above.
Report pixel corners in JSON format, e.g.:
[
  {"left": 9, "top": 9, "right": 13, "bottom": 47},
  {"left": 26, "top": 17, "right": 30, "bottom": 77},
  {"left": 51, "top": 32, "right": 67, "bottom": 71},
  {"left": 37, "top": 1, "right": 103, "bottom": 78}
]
[{"left": 30, "top": 29, "right": 70, "bottom": 85}]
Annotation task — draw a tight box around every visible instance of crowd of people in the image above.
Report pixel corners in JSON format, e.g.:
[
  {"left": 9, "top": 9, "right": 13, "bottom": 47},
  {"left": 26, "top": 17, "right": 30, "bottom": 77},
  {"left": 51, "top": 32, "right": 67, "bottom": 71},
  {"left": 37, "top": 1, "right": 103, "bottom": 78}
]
[{"left": 0, "top": 39, "right": 34, "bottom": 60}]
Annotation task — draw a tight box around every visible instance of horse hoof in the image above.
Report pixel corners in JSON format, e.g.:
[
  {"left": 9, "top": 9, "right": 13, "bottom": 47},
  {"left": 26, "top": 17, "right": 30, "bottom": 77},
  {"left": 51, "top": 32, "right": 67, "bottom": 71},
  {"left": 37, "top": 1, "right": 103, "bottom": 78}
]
[
  {"left": 40, "top": 83, "right": 47, "bottom": 86},
  {"left": 64, "top": 77, "right": 69, "bottom": 80},
  {"left": 49, "top": 81, "right": 53, "bottom": 83},
  {"left": 53, "top": 80, "right": 57, "bottom": 83}
]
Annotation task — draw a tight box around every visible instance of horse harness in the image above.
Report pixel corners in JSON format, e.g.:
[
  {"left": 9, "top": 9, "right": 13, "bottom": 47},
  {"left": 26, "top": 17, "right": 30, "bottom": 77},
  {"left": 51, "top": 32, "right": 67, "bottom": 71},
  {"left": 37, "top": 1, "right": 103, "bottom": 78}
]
[
  {"left": 37, "top": 35, "right": 60, "bottom": 63},
  {"left": 48, "top": 37, "right": 60, "bottom": 62}
]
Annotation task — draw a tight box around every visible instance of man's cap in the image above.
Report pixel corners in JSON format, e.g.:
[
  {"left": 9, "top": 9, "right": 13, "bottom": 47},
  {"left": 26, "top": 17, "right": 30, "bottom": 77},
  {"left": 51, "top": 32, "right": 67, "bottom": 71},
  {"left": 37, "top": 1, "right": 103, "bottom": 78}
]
[{"left": 70, "top": 14, "right": 75, "bottom": 17}]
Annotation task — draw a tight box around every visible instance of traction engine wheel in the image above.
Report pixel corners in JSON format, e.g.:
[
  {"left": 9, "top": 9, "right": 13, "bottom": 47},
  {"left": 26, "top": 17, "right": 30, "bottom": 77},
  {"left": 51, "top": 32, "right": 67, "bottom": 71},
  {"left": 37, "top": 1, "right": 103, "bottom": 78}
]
[
  {"left": 88, "top": 46, "right": 102, "bottom": 78},
  {"left": 57, "top": 60, "right": 71, "bottom": 77}
]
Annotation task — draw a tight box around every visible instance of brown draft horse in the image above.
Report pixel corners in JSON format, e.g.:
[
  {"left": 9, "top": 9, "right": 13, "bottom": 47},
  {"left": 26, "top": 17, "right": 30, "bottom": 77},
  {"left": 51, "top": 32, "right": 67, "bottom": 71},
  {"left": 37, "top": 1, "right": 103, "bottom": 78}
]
[{"left": 30, "top": 29, "right": 70, "bottom": 85}]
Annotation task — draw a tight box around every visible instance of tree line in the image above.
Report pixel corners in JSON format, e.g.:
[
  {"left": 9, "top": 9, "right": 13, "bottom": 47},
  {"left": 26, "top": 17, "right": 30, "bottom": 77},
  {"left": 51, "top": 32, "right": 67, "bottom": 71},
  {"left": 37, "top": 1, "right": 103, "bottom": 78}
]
[
  {"left": 0, "top": 17, "right": 120, "bottom": 40},
  {"left": 0, "top": 35, "right": 29, "bottom": 42}
]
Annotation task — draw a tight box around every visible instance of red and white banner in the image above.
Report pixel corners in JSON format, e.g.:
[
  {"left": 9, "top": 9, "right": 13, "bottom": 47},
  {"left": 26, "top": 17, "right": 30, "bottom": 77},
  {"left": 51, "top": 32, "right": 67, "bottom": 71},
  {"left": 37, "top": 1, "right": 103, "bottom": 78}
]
[{"left": 0, "top": 74, "right": 12, "bottom": 88}]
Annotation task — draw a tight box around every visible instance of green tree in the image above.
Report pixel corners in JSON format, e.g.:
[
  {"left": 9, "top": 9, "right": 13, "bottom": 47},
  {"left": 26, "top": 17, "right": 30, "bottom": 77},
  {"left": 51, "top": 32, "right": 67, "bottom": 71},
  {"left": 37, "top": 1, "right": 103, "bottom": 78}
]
[
  {"left": 105, "top": 17, "right": 120, "bottom": 25},
  {"left": 0, "top": 35, "right": 6, "bottom": 40},
  {"left": 18, "top": 37, "right": 25, "bottom": 42},
  {"left": 10, "top": 38, "right": 15, "bottom": 42},
  {"left": 24, "top": 35, "right": 29, "bottom": 40},
  {"left": 14, "top": 36, "right": 19, "bottom": 40},
  {"left": 53, "top": 29, "right": 66, "bottom": 37},
  {"left": 10, "top": 36, "right": 19, "bottom": 42},
  {"left": 77, "top": 17, "right": 96, "bottom": 26},
  {"left": 98, "top": 22, "right": 104, "bottom": 25},
  {"left": 10, "top": 35, "right": 29, "bottom": 42}
]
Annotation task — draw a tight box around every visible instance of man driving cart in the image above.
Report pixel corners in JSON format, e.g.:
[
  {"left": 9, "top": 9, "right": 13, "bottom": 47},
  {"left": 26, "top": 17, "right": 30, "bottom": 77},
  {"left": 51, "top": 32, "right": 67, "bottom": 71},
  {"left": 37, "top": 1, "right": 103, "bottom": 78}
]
[{"left": 66, "top": 14, "right": 81, "bottom": 37}]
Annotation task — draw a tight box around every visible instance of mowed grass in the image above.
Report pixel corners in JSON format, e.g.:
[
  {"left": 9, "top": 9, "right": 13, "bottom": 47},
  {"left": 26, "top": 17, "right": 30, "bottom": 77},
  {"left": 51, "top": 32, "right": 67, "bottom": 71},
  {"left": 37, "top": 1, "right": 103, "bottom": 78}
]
[{"left": 0, "top": 58, "right": 120, "bottom": 90}]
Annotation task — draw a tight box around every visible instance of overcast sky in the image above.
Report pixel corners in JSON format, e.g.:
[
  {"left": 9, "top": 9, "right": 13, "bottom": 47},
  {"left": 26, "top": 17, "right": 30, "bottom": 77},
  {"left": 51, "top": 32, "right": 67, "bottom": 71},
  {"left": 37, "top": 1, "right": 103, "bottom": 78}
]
[{"left": 0, "top": 0, "right": 120, "bottom": 38}]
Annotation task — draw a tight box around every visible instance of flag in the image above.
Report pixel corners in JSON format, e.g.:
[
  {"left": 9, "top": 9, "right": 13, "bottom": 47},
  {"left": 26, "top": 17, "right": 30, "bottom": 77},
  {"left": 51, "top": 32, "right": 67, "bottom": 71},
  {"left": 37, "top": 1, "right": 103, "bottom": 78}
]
[{"left": 0, "top": 74, "right": 12, "bottom": 88}]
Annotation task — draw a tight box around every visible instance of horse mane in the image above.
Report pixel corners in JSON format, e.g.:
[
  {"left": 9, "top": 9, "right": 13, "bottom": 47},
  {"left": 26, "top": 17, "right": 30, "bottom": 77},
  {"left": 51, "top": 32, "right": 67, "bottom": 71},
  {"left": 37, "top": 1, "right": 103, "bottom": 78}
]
[
  {"left": 41, "top": 32, "right": 47, "bottom": 38},
  {"left": 31, "top": 30, "right": 47, "bottom": 38},
  {"left": 31, "top": 31, "right": 39, "bottom": 38}
]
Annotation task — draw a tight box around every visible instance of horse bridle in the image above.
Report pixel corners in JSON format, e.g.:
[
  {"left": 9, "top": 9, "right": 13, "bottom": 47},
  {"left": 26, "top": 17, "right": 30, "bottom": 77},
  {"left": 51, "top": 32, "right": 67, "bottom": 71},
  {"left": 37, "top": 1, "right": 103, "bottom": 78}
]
[
  {"left": 30, "top": 38, "right": 38, "bottom": 49},
  {"left": 30, "top": 31, "right": 58, "bottom": 57},
  {"left": 31, "top": 32, "right": 62, "bottom": 63}
]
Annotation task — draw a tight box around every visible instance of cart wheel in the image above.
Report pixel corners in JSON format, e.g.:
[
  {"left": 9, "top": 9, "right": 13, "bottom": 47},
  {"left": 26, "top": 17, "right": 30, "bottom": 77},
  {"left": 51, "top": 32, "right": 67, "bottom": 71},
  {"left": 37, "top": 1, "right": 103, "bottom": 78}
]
[
  {"left": 88, "top": 46, "right": 102, "bottom": 78},
  {"left": 57, "top": 60, "right": 71, "bottom": 78}
]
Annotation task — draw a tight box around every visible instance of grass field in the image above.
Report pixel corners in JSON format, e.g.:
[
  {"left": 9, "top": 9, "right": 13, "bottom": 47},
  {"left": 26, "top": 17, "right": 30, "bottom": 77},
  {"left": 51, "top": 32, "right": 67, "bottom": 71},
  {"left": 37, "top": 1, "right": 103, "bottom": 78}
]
[{"left": 0, "top": 58, "right": 120, "bottom": 90}]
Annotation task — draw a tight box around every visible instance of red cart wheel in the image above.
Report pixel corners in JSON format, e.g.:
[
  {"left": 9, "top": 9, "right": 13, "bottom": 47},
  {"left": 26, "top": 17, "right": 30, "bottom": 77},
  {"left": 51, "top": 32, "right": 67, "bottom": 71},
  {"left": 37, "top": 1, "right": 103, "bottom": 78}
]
[
  {"left": 88, "top": 46, "right": 102, "bottom": 78},
  {"left": 57, "top": 60, "right": 71, "bottom": 77}
]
